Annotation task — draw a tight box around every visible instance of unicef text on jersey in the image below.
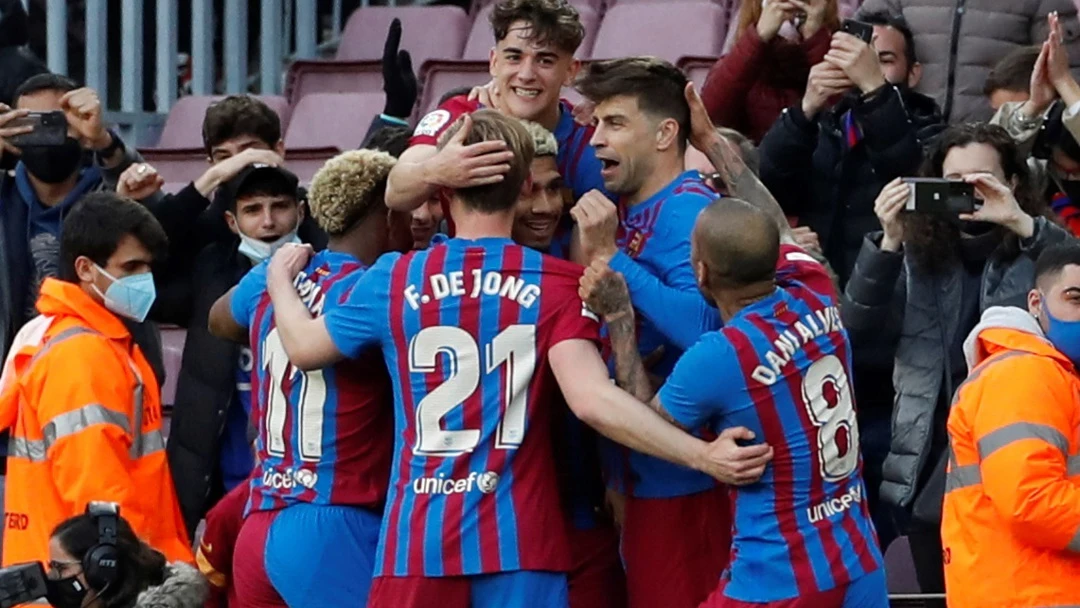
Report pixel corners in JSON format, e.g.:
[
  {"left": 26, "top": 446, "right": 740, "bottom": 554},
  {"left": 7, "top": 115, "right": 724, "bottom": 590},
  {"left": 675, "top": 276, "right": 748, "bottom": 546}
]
[{"left": 412, "top": 471, "right": 500, "bottom": 496}]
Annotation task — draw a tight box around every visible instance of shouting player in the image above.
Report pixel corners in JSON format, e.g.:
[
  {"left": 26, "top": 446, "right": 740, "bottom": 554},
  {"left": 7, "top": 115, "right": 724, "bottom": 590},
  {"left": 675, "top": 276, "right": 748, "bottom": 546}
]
[
  {"left": 386, "top": 0, "right": 605, "bottom": 231},
  {"left": 570, "top": 57, "right": 732, "bottom": 608},
  {"left": 581, "top": 197, "right": 887, "bottom": 607},
  {"left": 262, "top": 110, "right": 756, "bottom": 608},
  {"left": 206, "top": 152, "right": 411, "bottom": 607}
]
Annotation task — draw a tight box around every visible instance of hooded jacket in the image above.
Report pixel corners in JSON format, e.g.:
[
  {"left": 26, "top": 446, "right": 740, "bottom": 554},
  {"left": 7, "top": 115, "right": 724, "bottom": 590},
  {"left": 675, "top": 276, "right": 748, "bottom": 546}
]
[
  {"left": 133, "top": 562, "right": 209, "bottom": 608},
  {"left": 942, "top": 306, "right": 1080, "bottom": 607},
  {"left": 0, "top": 279, "right": 191, "bottom": 567}
]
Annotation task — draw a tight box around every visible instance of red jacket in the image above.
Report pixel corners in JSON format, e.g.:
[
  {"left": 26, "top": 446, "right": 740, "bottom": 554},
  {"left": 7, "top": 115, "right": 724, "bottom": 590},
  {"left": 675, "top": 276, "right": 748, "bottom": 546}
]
[{"left": 701, "top": 25, "right": 832, "bottom": 143}]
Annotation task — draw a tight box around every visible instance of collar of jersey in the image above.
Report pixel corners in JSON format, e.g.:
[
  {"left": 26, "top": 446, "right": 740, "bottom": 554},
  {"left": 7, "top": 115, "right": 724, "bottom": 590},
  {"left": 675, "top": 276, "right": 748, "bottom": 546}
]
[
  {"left": 441, "top": 236, "right": 516, "bottom": 248},
  {"left": 730, "top": 286, "right": 786, "bottom": 323},
  {"left": 624, "top": 170, "right": 707, "bottom": 212}
]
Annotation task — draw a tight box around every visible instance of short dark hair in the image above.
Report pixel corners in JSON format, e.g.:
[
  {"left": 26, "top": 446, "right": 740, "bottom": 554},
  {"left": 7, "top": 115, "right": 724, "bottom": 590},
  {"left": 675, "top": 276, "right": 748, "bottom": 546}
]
[
  {"left": 438, "top": 86, "right": 475, "bottom": 107},
  {"left": 202, "top": 95, "right": 281, "bottom": 155},
  {"left": 577, "top": 56, "right": 691, "bottom": 151},
  {"left": 437, "top": 110, "right": 534, "bottom": 214},
  {"left": 60, "top": 193, "right": 168, "bottom": 281},
  {"left": 364, "top": 125, "right": 411, "bottom": 158},
  {"left": 984, "top": 46, "right": 1040, "bottom": 96},
  {"left": 490, "top": 0, "right": 585, "bottom": 55},
  {"left": 1036, "top": 242, "right": 1080, "bottom": 290},
  {"left": 861, "top": 11, "right": 918, "bottom": 68},
  {"left": 232, "top": 173, "right": 299, "bottom": 212},
  {"left": 13, "top": 72, "right": 78, "bottom": 102},
  {"left": 52, "top": 512, "right": 167, "bottom": 606}
]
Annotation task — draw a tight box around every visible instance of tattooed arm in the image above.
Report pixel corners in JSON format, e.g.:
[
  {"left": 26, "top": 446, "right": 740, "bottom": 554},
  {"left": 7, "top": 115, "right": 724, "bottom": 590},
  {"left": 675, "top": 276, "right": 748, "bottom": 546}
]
[
  {"left": 579, "top": 260, "right": 685, "bottom": 428},
  {"left": 685, "top": 83, "right": 794, "bottom": 243}
]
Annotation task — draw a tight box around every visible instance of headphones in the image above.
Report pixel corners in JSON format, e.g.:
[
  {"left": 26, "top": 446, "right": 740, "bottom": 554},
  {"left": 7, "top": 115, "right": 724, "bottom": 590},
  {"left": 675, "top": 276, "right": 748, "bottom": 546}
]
[{"left": 82, "top": 502, "right": 120, "bottom": 591}]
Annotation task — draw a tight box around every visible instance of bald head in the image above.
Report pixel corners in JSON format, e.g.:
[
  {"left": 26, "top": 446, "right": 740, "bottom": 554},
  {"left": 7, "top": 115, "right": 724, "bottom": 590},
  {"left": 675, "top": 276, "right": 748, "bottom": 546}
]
[{"left": 693, "top": 198, "right": 779, "bottom": 291}]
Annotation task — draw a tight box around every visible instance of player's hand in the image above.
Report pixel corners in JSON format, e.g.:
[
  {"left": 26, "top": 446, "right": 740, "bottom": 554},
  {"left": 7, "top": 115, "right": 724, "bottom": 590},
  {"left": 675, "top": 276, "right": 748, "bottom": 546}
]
[
  {"left": 699, "top": 427, "right": 774, "bottom": 486},
  {"left": 0, "top": 103, "right": 31, "bottom": 160},
  {"left": 757, "top": 0, "right": 797, "bottom": 42},
  {"left": 961, "top": 172, "right": 1034, "bottom": 238},
  {"left": 569, "top": 190, "right": 619, "bottom": 264},
  {"left": 825, "top": 32, "right": 886, "bottom": 94},
  {"left": 467, "top": 80, "right": 510, "bottom": 114},
  {"left": 573, "top": 98, "right": 596, "bottom": 126},
  {"left": 267, "top": 243, "right": 314, "bottom": 286},
  {"left": 381, "top": 18, "right": 418, "bottom": 120},
  {"left": 685, "top": 82, "right": 721, "bottom": 156},
  {"left": 801, "top": 62, "right": 853, "bottom": 119},
  {"left": 60, "top": 87, "right": 110, "bottom": 150},
  {"left": 579, "top": 259, "right": 631, "bottom": 318},
  {"left": 873, "top": 177, "right": 907, "bottom": 252},
  {"left": 198, "top": 148, "right": 285, "bottom": 196},
  {"left": 426, "top": 114, "right": 515, "bottom": 188},
  {"left": 791, "top": 226, "right": 822, "bottom": 255},
  {"left": 117, "top": 163, "right": 165, "bottom": 200}
]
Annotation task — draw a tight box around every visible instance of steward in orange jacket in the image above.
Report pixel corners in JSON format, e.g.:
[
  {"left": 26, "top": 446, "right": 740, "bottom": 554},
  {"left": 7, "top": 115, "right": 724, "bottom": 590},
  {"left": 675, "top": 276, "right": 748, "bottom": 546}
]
[
  {"left": 943, "top": 305, "right": 1080, "bottom": 607},
  {"left": 0, "top": 277, "right": 191, "bottom": 567}
]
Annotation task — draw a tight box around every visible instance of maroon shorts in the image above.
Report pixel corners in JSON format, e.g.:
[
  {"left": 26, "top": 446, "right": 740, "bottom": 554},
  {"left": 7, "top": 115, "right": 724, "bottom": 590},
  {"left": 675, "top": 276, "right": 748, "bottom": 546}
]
[
  {"left": 621, "top": 486, "right": 732, "bottom": 608},
  {"left": 569, "top": 521, "right": 627, "bottom": 608},
  {"left": 229, "top": 510, "right": 286, "bottom": 608}
]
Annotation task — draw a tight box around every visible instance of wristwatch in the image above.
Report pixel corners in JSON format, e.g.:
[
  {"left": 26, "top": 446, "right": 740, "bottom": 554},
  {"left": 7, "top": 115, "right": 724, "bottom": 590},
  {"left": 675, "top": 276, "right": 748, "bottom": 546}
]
[{"left": 94, "top": 129, "right": 124, "bottom": 159}]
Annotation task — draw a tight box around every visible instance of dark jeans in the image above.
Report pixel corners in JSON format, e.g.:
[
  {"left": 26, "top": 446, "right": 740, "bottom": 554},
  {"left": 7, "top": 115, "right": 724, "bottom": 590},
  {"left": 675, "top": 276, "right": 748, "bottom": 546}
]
[
  {"left": 907, "top": 526, "right": 946, "bottom": 594},
  {"left": 858, "top": 411, "right": 896, "bottom": 551}
]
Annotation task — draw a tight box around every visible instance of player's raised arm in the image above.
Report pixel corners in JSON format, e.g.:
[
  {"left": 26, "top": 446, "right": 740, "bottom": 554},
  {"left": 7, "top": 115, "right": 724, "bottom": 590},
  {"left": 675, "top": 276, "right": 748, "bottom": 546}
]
[
  {"left": 385, "top": 115, "right": 515, "bottom": 212},
  {"left": 264, "top": 243, "right": 344, "bottom": 370},
  {"left": 208, "top": 285, "right": 247, "bottom": 344}
]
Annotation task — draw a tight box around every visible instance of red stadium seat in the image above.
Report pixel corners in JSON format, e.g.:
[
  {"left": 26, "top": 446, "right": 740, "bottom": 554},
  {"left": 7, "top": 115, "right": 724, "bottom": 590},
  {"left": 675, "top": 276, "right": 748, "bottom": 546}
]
[
  {"left": 462, "top": 4, "right": 600, "bottom": 61},
  {"left": 137, "top": 149, "right": 211, "bottom": 186},
  {"left": 160, "top": 325, "right": 187, "bottom": 409},
  {"left": 153, "top": 95, "right": 290, "bottom": 150},
  {"left": 337, "top": 6, "right": 470, "bottom": 68},
  {"left": 284, "top": 92, "right": 383, "bottom": 154},
  {"left": 284, "top": 60, "right": 385, "bottom": 108},
  {"left": 678, "top": 56, "right": 719, "bottom": 89},
  {"left": 589, "top": 2, "right": 728, "bottom": 63}
]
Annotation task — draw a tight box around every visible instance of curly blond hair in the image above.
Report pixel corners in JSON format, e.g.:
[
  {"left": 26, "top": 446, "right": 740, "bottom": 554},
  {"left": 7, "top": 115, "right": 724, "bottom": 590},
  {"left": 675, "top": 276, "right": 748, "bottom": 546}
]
[
  {"left": 308, "top": 149, "right": 396, "bottom": 236},
  {"left": 519, "top": 120, "right": 558, "bottom": 158}
]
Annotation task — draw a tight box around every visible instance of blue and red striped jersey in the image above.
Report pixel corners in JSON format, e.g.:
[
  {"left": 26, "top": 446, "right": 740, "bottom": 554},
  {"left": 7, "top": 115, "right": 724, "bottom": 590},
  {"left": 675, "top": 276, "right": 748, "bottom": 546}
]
[
  {"left": 322, "top": 237, "right": 601, "bottom": 577},
  {"left": 231, "top": 250, "right": 393, "bottom": 515},
  {"left": 657, "top": 250, "right": 883, "bottom": 602},
  {"left": 602, "top": 170, "right": 721, "bottom": 499}
]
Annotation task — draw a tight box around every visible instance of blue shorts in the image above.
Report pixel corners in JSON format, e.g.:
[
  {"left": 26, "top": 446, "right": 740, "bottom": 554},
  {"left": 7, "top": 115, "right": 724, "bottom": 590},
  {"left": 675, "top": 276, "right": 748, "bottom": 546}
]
[
  {"left": 258, "top": 503, "right": 382, "bottom": 607},
  {"left": 702, "top": 568, "right": 888, "bottom": 608},
  {"left": 369, "top": 570, "right": 569, "bottom": 608}
]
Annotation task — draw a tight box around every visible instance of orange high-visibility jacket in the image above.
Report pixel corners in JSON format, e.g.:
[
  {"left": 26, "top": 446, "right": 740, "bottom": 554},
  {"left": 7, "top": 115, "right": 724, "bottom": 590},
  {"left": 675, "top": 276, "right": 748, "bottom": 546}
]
[
  {"left": 0, "top": 279, "right": 192, "bottom": 567},
  {"left": 943, "top": 307, "right": 1080, "bottom": 608}
]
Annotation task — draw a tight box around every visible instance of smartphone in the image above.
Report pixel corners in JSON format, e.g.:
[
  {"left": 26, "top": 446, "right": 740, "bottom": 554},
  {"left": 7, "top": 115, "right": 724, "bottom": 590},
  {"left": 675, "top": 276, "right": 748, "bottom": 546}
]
[
  {"left": 902, "top": 178, "right": 977, "bottom": 215},
  {"left": 841, "top": 19, "right": 874, "bottom": 43},
  {"left": 7, "top": 111, "right": 67, "bottom": 147}
]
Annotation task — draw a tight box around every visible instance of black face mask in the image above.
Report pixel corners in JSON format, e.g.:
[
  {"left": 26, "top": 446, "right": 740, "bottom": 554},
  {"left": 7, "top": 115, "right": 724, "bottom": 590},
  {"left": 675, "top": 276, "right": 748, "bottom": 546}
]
[
  {"left": 45, "top": 574, "right": 88, "bottom": 608},
  {"left": 958, "top": 220, "right": 997, "bottom": 236},
  {"left": 19, "top": 137, "right": 84, "bottom": 184}
]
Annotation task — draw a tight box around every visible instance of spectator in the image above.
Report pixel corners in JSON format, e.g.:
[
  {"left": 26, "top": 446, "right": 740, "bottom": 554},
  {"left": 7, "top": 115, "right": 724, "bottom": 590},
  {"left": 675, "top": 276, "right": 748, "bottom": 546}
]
[
  {"left": 701, "top": 0, "right": 839, "bottom": 143},
  {"left": 942, "top": 244, "right": 1080, "bottom": 607},
  {"left": 993, "top": 15, "right": 1080, "bottom": 235},
  {"left": 760, "top": 11, "right": 942, "bottom": 285},
  {"left": 0, "top": 0, "right": 46, "bottom": 109},
  {"left": 984, "top": 45, "right": 1041, "bottom": 111},
  {"left": 857, "top": 0, "right": 1080, "bottom": 123},
  {"left": 0, "top": 74, "right": 165, "bottom": 382},
  {"left": 0, "top": 192, "right": 191, "bottom": 568},
  {"left": 363, "top": 125, "right": 445, "bottom": 249},
  {"left": 48, "top": 503, "right": 207, "bottom": 608},
  {"left": 841, "top": 122, "right": 1072, "bottom": 592}
]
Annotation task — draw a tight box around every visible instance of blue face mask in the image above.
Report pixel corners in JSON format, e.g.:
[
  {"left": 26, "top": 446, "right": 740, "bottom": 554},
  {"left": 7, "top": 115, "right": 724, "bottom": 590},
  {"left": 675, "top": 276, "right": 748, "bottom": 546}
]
[
  {"left": 1042, "top": 297, "right": 1080, "bottom": 368},
  {"left": 93, "top": 265, "right": 157, "bottom": 323},
  {"left": 237, "top": 222, "right": 301, "bottom": 264}
]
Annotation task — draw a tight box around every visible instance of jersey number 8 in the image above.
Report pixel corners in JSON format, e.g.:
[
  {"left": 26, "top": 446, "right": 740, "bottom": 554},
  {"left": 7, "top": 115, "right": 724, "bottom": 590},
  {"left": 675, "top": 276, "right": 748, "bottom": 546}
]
[{"left": 800, "top": 354, "right": 859, "bottom": 482}]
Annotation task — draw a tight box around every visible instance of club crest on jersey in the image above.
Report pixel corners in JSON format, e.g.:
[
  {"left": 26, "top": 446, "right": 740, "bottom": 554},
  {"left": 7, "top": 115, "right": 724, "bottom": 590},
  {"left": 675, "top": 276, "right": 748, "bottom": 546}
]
[{"left": 414, "top": 109, "right": 452, "bottom": 137}]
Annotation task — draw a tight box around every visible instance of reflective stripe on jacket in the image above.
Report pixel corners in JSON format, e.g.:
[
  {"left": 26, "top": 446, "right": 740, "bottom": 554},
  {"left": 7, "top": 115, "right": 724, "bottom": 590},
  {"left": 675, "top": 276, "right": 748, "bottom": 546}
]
[
  {"left": 0, "top": 278, "right": 191, "bottom": 566},
  {"left": 943, "top": 309, "right": 1080, "bottom": 608}
]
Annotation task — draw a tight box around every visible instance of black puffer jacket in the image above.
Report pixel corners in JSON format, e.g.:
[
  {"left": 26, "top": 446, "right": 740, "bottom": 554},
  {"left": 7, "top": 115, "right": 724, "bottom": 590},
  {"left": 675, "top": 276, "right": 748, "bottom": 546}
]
[{"left": 759, "top": 85, "right": 945, "bottom": 286}]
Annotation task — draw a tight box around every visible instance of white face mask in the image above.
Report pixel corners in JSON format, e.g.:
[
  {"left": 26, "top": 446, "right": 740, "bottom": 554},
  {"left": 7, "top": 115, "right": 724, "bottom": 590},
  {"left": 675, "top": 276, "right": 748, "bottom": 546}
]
[{"left": 237, "top": 218, "right": 301, "bottom": 263}]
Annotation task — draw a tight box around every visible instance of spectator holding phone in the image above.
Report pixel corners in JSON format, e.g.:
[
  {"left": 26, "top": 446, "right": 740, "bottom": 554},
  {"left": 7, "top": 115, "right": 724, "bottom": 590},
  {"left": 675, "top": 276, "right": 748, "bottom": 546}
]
[
  {"left": 841, "top": 122, "right": 1072, "bottom": 593},
  {"left": 700, "top": 0, "right": 839, "bottom": 143}
]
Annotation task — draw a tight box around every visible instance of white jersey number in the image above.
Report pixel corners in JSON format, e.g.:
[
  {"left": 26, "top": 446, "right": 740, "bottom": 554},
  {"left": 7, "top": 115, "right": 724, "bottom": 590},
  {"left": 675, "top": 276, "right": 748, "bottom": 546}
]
[
  {"left": 262, "top": 327, "right": 328, "bottom": 462},
  {"left": 800, "top": 355, "right": 859, "bottom": 481},
  {"left": 410, "top": 325, "right": 537, "bottom": 456}
]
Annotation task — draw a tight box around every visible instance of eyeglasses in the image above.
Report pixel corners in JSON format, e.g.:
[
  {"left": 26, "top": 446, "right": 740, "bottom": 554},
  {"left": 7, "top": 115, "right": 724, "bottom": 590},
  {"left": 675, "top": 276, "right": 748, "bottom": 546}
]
[{"left": 48, "top": 559, "right": 82, "bottom": 574}]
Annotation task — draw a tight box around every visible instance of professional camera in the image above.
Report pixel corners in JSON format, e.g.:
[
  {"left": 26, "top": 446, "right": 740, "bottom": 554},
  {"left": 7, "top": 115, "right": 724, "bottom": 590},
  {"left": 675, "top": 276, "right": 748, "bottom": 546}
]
[{"left": 0, "top": 562, "right": 48, "bottom": 607}]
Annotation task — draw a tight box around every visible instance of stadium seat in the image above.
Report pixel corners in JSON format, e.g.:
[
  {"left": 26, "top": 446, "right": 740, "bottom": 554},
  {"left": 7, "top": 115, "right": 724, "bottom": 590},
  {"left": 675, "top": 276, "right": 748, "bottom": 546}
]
[
  {"left": 677, "top": 56, "right": 718, "bottom": 89},
  {"left": 153, "top": 95, "right": 290, "bottom": 150},
  {"left": 138, "top": 149, "right": 211, "bottom": 186},
  {"left": 284, "top": 60, "right": 386, "bottom": 108},
  {"left": 589, "top": 2, "right": 728, "bottom": 63},
  {"left": 337, "top": 6, "right": 470, "bottom": 68},
  {"left": 884, "top": 536, "right": 921, "bottom": 594},
  {"left": 286, "top": 149, "right": 339, "bottom": 185},
  {"left": 462, "top": 4, "right": 600, "bottom": 60},
  {"left": 416, "top": 61, "right": 492, "bottom": 117},
  {"left": 160, "top": 325, "right": 187, "bottom": 409},
  {"left": 284, "top": 92, "right": 383, "bottom": 152}
]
